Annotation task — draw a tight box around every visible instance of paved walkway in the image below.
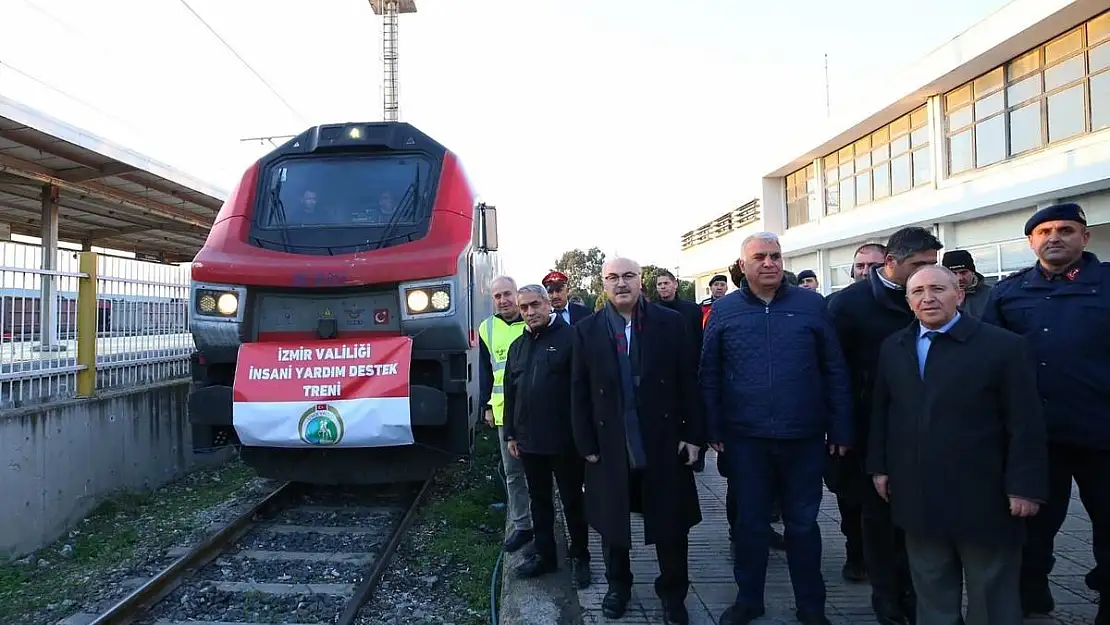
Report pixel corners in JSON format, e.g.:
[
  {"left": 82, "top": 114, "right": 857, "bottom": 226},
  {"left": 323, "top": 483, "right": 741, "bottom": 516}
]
[{"left": 576, "top": 450, "right": 1099, "bottom": 624}]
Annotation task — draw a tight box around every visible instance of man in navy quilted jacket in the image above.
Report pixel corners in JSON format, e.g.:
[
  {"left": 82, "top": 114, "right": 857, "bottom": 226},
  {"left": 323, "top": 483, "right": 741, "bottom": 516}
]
[{"left": 701, "top": 232, "right": 853, "bottom": 625}]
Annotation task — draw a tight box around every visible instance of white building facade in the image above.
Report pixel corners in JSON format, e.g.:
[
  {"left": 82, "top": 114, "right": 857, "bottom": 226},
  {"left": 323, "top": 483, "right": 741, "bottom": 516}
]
[{"left": 681, "top": 0, "right": 1110, "bottom": 296}]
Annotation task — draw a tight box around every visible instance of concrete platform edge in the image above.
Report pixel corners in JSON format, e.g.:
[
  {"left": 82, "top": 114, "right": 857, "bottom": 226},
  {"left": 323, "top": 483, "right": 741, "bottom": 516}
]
[{"left": 498, "top": 491, "right": 584, "bottom": 625}]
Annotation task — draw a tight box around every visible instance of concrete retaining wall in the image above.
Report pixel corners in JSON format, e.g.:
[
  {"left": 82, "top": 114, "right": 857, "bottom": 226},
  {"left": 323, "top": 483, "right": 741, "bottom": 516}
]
[{"left": 0, "top": 378, "right": 232, "bottom": 559}]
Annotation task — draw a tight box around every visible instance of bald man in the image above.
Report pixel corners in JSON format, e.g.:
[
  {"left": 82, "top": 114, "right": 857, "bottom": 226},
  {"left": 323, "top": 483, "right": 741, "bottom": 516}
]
[{"left": 571, "top": 257, "right": 705, "bottom": 624}]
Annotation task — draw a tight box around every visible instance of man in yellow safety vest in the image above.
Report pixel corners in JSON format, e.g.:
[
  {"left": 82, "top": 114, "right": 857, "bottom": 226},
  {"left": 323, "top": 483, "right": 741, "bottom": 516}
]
[{"left": 479, "top": 275, "right": 533, "bottom": 553}]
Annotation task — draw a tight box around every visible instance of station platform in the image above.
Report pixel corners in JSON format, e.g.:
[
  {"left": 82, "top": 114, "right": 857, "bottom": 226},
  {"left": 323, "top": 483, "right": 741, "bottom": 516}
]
[{"left": 576, "top": 450, "right": 1099, "bottom": 624}]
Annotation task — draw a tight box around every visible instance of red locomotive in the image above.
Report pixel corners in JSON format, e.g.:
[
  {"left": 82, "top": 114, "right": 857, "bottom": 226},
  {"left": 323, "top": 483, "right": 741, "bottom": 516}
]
[{"left": 187, "top": 122, "right": 498, "bottom": 484}]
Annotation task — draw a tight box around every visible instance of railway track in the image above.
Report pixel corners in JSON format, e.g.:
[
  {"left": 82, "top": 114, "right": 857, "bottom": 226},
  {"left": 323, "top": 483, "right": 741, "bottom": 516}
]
[{"left": 87, "top": 476, "right": 435, "bottom": 625}]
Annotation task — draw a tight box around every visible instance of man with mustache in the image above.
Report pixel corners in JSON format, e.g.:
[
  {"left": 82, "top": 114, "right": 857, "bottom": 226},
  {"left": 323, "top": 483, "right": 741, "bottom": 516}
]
[
  {"left": 981, "top": 202, "right": 1110, "bottom": 624},
  {"left": 502, "top": 284, "right": 590, "bottom": 588},
  {"left": 478, "top": 275, "right": 533, "bottom": 554},
  {"left": 702, "top": 232, "right": 852, "bottom": 625},
  {"left": 542, "top": 270, "right": 591, "bottom": 326},
  {"left": 571, "top": 257, "right": 704, "bottom": 625}
]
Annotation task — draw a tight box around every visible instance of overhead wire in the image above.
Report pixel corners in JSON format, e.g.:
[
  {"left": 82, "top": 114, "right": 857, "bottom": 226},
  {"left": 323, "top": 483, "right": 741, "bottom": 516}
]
[
  {"left": 176, "top": 0, "right": 308, "bottom": 126},
  {"left": 0, "top": 60, "right": 144, "bottom": 136}
]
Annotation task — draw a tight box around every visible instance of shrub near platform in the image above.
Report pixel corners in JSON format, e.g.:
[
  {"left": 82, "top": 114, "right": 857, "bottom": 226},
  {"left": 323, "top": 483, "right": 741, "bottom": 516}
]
[{"left": 407, "top": 425, "right": 505, "bottom": 621}]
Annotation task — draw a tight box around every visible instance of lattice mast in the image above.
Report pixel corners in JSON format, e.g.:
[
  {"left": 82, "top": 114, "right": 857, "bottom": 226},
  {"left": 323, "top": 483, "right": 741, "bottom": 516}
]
[{"left": 370, "top": 0, "right": 418, "bottom": 122}]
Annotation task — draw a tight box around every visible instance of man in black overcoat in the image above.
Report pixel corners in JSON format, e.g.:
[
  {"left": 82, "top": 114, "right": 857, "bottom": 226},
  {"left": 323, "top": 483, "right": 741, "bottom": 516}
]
[
  {"left": 869, "top": 265, "right": 1048, "bottom": 625},
  {"left": 571, "top": 256, "right": 705, "bottom": 625}
]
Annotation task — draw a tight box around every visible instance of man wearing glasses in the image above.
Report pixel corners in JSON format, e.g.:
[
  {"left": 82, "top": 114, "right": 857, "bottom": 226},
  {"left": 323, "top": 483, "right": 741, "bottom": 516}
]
[{"left": 570, "top": 257, "right": 704, "bottom": 625}]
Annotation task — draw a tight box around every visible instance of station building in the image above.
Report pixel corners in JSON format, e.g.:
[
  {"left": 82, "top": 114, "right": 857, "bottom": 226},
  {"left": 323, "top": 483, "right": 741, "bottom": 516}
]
[{"left": 680, "top": 0, "right": 1110, "bottom": 296}]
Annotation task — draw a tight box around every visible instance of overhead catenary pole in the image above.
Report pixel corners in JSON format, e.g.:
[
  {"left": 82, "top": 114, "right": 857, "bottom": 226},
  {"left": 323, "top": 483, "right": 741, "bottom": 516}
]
[{"left": 370, "top": 0, "right": 418, "bottom": 122}]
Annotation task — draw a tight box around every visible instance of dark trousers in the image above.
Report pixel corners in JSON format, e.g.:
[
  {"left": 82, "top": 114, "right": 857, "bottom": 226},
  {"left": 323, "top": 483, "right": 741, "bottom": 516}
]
[
  {"left": 837, "top": 494, "right": 864, "bottom": 563},
  {"left": 519, "top": 451, "right": 589, "bottom": 561},
  {"left": 1021, "top": 443, "right": 1110, "bottom": 595},
  {"left": 603, "top": 536, "right": 690, "bottom": 602},
  {"left": 726, "top": 482, "right": 784, "bottom": 541},
  {"left": 905, "top": 533, "right": 1022, "bottom": 625},
  {"left": 725, "top": 479, "right": 781, "bottom": 538},
  {"left": 861, "top": 476, "right": 913, "bottom": 601},
  {"left": 725, "top": 436, "right": 827, "bottom": 613}
]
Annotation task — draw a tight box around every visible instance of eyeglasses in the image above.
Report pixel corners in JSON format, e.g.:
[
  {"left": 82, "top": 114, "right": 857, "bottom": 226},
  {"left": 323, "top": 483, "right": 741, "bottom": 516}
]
[{"left": 603, "top": 272, "right": 639, "bottom": 284}]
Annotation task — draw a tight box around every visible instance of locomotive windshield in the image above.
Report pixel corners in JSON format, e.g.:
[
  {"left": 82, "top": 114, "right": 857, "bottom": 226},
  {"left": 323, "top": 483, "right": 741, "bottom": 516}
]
[{"left": 250, "top": 153, "right": 439, "bottom": 255}]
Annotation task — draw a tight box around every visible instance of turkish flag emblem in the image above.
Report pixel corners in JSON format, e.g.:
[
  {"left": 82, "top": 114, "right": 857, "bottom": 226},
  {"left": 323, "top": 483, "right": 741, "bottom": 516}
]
[{"left": 374, "top": 309, "right": 390, "bottom": 325}]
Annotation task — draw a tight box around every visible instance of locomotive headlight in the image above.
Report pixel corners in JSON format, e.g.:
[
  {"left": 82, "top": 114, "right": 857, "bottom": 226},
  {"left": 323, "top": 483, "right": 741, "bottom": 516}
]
[
  {"left": 193, "top": 285, "right": 246, "bottom": 321},
  {"left": 406, "top": 289, "right": 429, "bottom": 312},
  {"left": 216, "top": 293, "right": 239, "bottom": 315},
  {"left": 430, "top": 290, "right": 451, "bottom": 311},
  {"left": 400, "top": 282, "right": 454, "bottom": 318}
]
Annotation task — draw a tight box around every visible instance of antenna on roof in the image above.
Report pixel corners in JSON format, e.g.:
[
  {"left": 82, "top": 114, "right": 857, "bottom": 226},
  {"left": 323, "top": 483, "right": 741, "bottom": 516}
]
[{"left": 239, "top": 134, "right": 296, "bottom": 147}]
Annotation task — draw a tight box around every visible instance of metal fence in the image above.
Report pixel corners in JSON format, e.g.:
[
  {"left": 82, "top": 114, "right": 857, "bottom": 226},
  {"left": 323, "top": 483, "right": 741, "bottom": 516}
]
[{"left": 0, "top": 241, "right": 193, "bottom": 409}]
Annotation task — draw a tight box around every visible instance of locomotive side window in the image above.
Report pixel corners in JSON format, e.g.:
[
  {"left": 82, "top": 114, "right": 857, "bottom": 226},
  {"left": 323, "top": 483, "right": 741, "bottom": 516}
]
[{"left": 259, "top": 155, "right": 435, "bottom": 229}]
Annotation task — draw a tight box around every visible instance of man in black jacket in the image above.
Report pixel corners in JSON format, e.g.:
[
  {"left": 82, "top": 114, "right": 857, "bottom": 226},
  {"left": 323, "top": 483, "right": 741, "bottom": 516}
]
[
  {"left": 502, "top": 284, "right": 590, "bottom": 588},
  {"left": 826, "top": 226, "right": 942, "bottom": 625},
  {"left": 654, "top": 269, "right": 702, "bottom": 346}
]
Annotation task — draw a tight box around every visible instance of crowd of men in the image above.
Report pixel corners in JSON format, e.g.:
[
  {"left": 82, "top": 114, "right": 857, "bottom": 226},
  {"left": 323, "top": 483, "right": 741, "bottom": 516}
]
[{"left": 477, "top": 201, "right": 1109, "bottom": 625}]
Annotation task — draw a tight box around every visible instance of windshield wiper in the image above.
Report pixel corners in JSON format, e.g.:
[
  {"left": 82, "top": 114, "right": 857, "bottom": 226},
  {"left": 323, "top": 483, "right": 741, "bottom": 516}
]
[
  {"left": 378, "top": 170, "right": 420, "bottom": 250},
  {"left": 268, "top": 175, "right": 292, "bottom": 252}
]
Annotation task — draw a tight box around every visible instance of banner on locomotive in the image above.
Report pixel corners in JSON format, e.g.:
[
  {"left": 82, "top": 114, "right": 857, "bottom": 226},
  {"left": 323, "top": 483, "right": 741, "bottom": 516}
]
[{"left": 231, "top": 336, "right": 415, "bottom": 447}]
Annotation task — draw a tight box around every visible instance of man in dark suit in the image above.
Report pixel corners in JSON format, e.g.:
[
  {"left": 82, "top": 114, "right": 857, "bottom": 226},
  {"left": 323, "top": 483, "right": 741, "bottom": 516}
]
[
  {"left": 827, "top": 226, "right": 943, "bottom": 624},
  {"left": 869, "top": 264, "right": 1047, "bottom": 625},
  {"left": 542, "top": 270, "right": 591, "bottom": 325},
  {"left": 654, "top": 269, "right": 702, "bottom": 346},
  {"left": 570, "top": 256, "right": 704, "bottom": 625}
]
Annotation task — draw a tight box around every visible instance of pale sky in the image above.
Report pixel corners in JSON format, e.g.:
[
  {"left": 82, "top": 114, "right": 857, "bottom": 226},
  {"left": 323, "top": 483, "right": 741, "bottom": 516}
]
[{"left": 0, "top": 0, "right": 1013, "bottom": 283}]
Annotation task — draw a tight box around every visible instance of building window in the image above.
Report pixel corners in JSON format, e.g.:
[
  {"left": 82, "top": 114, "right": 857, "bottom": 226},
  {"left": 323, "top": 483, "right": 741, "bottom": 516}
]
[
  {"left": 944, "top": 10, "right": 1110, "bottom": 176},
  {"left": 823, "top": 106, "right": 930, "bottom": 216},
  {"left": 828, "top": 264, "right": 853, "bottom": 292},
  {"left": 955, "top": 239, "right": 1036, "bottom": 285},
  {"left": 785, "top": 164, "right": 817, "bottom": 228}
]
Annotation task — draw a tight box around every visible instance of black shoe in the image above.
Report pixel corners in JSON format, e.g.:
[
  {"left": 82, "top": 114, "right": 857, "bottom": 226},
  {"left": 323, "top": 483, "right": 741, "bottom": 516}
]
[
  {"left": 842, "top": 559, "right": 867, "bottom": 583},
  {"left": 770, "top": 528, "right": 786, "bottom": 550},
  {"left": 570, "top": 556, "right": 591, "bottom": 589},
  {"left": 602, "top": 587, "right": 631, "bottom": 619},
  {"left": 662, "top": 599, "right": 689, "bottom": 625},
  {"left": 871, "top": 595, "right": 909, "bottom": 625},
  {"left": 795, "top": 610, "right": 832, "bottom": 625},
  {"left": 720, "top": 604, "right": 765, "bottom": 625},
  {"left": 1020, "top": 580, "right": 1055, "bottom": 616},
  {"left": 514, "top": 552, "right": 556, "bottom": 578},
  {"left": 502, "top": 529, "right": 533, "bottom": 553}
]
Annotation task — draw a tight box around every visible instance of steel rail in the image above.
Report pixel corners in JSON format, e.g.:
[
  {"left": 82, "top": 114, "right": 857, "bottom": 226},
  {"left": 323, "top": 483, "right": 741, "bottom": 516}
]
[
  {"left": 86, "top": 481, "right": 295, "bottom": 625},
  {"left": 336, "top": 474, "right": 437, "bottom": 625}
]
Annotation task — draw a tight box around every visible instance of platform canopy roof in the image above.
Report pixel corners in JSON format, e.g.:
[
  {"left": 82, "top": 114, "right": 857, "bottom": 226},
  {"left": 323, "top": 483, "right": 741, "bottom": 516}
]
[{"left": 0, "top": 94, "right": 229, "bottom": 264}]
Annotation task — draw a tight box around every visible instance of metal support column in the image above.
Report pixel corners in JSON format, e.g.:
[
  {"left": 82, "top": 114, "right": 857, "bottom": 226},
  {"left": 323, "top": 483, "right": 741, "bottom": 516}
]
[
  {"left": 36, "top": 183, "right": 64, "bottom": 352},
  {"left": 382, "top": 0, "right": 400, "bottom": 121}
]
